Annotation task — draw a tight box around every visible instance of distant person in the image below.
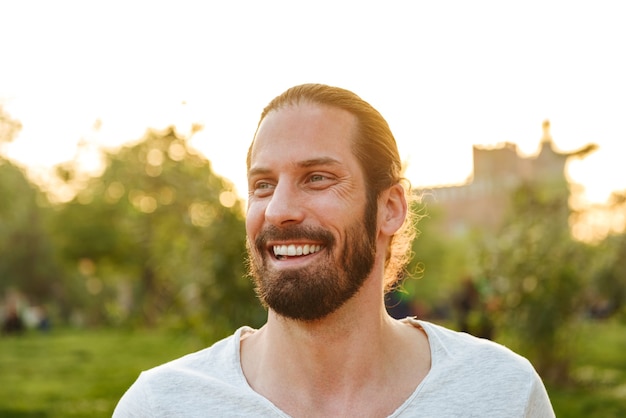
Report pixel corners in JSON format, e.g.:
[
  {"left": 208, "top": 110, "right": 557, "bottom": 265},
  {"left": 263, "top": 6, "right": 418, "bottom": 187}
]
[
  {"left": 34, "top": 306, "right": 51, "bottom": 333},
  {"left": 2, "top": 301, "right": 25, "bottom": 336},
  {"left": 452, "top": 276, "right": 495, "bottom": 340},
  {"left": 114, "top": 83, "right": 555, "bottom": 417}
]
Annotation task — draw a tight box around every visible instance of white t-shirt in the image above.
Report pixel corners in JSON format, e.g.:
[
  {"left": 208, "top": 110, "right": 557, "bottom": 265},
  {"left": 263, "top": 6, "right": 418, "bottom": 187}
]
[{"left": 113, "top": 319, "right": 555, "bottom": 417}]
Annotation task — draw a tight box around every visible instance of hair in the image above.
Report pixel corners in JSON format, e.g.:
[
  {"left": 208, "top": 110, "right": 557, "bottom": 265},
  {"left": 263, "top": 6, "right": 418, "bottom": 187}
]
[{"left": 247, "top": 83, "right": 420, "bottom": 292}]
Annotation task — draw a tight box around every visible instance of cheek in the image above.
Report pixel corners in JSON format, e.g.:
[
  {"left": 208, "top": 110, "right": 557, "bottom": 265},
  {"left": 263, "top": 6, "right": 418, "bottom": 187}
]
[{"left": 245, "top": 202, "right": 265, "bottom": 236}]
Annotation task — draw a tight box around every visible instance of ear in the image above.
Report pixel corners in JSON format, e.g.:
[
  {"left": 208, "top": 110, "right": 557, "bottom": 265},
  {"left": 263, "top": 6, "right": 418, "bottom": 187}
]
[{"left": 379, "top": 183, "right": 408, "bottom": 236}]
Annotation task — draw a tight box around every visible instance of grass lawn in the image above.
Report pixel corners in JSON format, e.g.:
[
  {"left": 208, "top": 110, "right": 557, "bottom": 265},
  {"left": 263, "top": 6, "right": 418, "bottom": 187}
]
[
  {"left": 546, "top": 319, "right": 626, "bottom": 418},
  {"left": 0, "top": 320, "right": 625, "bottom": 417},
  {"left": 0, "top": 327, "right": 203, "bottom": 418}
]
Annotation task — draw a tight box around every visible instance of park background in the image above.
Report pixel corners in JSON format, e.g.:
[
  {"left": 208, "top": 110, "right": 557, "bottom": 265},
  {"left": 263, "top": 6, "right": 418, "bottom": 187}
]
[{"left": 1, "top": 1, "right": 626, "bottom": 417}]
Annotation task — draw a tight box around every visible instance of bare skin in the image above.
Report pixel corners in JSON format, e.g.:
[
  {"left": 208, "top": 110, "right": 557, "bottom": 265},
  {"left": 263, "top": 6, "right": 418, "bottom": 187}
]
[{"left": 242, "top": 102, "right": 431, "bottom": 417}]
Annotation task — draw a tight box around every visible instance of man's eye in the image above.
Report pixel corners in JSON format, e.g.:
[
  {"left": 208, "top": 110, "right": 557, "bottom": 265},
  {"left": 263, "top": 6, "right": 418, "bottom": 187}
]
[
  {"left": 252, "top": 182, "right": 275, "bottom": 195},
  {"left": 309, "top": 174, "right": 327, "bottom": 182}
]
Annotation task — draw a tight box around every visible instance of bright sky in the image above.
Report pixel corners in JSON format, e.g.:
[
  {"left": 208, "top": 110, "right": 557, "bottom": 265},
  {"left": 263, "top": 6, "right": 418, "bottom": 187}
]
[{"left": 1, "top": 1, "right": 625, "bottom": 206}]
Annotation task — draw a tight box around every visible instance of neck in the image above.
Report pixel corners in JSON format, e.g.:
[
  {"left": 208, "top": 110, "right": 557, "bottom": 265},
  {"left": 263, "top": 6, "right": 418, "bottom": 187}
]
[
  {"left": 242, "top": 273, "right": 402, "bottom": 394},
  {"left": 266, "top": 285, "right": 392, "bottom": 372}
]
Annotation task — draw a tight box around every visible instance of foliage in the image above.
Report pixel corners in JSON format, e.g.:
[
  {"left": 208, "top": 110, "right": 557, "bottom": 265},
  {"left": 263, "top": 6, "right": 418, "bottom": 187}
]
[
  {"left": 0, "top": 107, "right": 62, "bottom": 312},
  {"left": 49, "top": 127, "right": 265, "bottom": 336},
  {"left": 1, "top": 118, "right": 266, "bottom": 337},
  {"left": 469, "top": 182, "right": 591, "bottom": 383},
  {"left": 1, "top": 109, "right": 40, "bottom": 298},
  {"left": 0, "top": 164, "right": 61, "bottom": 305},
  {"left": 585, "top": 231, "right": 626, "bottom": 320}
]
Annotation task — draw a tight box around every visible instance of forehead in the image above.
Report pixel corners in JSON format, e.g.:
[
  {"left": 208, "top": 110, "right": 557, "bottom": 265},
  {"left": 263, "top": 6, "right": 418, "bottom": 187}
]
[{"left": 249, "top": 102, "right": 359, "bottom": 170}]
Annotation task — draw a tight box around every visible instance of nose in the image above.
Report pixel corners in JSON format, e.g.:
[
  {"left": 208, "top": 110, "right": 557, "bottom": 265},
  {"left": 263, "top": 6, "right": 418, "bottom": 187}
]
[{"left": 264, "top": 182, "right": 305, "bottom": 227}]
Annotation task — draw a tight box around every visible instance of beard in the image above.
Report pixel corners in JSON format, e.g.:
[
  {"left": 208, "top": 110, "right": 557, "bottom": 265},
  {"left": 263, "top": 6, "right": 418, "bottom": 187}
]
[{"left": 247, "top": 200, "right": 378, "bottom": 321}]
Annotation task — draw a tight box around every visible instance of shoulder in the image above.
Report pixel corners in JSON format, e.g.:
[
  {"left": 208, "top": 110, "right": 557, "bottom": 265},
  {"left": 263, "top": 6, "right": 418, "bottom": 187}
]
[
  {"left": 412, "top": 318, "right": 534, "bottom": 374},
  {"left": 143, "top": 327, "right": 244, "bottom": 381},
  {"left": 113, "top": 327, "right": 254, "bottom": 417},
  {"left": 399, "top": 319, "right": 554, "bottom": 416}
]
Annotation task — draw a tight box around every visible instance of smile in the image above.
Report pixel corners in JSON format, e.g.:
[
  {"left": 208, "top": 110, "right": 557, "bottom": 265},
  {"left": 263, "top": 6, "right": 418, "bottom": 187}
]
[{"left": 272, "top": 244, "right": 322, "bottom": 259}]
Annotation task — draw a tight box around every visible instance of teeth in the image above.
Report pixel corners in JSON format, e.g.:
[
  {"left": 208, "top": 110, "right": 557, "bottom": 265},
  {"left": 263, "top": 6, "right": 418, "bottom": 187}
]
[{"left": 273, "top": 244, "right": 322, "bottom": 257}]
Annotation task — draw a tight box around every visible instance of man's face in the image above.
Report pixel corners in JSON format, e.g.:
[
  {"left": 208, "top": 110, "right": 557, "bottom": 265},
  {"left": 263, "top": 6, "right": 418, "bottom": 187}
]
[{"left": 246, "top": 102, "right": 378, "bottom": 321}]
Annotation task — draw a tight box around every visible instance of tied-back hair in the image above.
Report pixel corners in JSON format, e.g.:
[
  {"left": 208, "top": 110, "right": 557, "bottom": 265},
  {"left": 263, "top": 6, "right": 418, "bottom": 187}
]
[{"left": 248, "top": 83, "right": 420, "bottom": 292}]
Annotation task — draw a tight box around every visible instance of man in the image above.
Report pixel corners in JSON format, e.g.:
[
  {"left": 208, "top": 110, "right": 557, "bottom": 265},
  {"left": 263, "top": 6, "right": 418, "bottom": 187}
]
[{"left": 114, "top": 84, "right": 555, "bottom": 417}]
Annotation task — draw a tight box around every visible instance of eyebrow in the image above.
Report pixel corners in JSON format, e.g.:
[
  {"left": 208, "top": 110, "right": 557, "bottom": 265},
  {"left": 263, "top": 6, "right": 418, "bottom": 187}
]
[
  {"left": 298, "top": 157, "right": 341, "bottom": 168},
  {"left": 248, "top": 157, "right": 341, "bottom": 178}
]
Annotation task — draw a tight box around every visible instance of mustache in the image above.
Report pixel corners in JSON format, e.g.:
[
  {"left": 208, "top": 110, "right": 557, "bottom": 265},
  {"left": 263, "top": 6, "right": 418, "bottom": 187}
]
[{"left": 255, "top": 225, "right": 335, "bottom": 252}]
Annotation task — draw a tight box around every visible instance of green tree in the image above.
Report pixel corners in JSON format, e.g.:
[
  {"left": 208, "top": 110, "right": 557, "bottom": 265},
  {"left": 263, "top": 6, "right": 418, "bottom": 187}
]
[
  {"left": 0, "top": 161, "right": 60, "bottom": 302},
  {"left": 586, "top": 191, "right": 626, "bottom": 320},
  {"left": 472, "top": 182, "right": 588, "bottom": 384},
  {"left": 0, "top": 107, "right": 60, "bottom": 305},
  {"left": 52, "top": 127, "right": 264, "bottom": 336}
]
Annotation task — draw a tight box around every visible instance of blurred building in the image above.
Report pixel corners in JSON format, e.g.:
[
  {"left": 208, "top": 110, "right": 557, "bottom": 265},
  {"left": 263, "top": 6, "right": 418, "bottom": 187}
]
[{"left": 419, "top": 120, "right": 597, "bottom": 236}]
